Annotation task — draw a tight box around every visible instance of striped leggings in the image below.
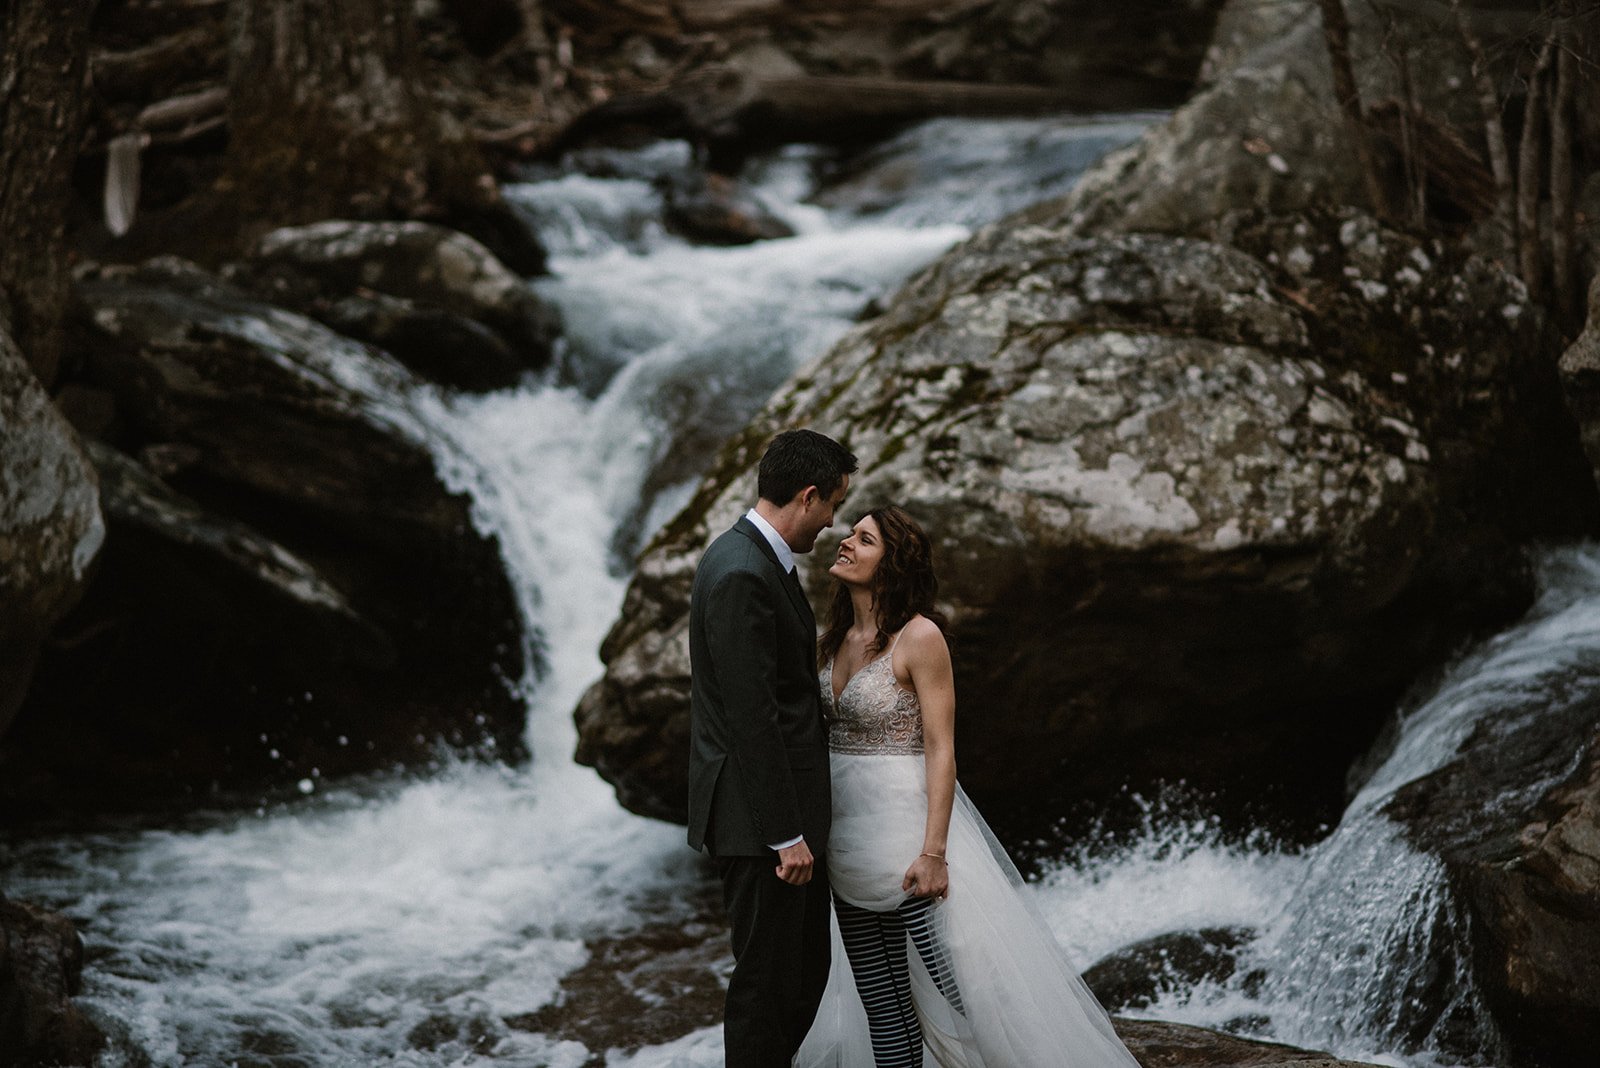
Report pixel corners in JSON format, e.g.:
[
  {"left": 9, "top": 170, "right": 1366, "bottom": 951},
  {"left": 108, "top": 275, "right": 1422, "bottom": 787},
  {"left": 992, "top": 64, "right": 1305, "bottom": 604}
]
[{"left": 834, "top": 893, "right": 966, "bottom": 1068}]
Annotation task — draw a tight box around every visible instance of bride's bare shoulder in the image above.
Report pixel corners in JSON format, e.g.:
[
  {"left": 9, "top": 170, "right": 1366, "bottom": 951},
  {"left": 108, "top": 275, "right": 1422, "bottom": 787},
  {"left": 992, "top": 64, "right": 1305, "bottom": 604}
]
[{"left": 898, "top": 614, "right": 949, "bottom": 657}]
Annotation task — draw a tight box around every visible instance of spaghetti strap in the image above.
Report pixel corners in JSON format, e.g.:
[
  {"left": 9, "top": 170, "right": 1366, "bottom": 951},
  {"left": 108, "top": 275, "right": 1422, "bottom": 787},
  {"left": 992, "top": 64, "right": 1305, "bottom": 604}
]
[{"left": 887, "top": 624, "right": 908, "bottom": 655}]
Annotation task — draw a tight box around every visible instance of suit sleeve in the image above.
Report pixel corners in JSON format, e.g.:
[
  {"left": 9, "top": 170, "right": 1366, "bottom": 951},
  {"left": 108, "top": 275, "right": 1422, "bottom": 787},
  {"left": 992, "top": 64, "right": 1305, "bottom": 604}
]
[{"left": 704, "top": 567, "right": 804, "bottom": 847}]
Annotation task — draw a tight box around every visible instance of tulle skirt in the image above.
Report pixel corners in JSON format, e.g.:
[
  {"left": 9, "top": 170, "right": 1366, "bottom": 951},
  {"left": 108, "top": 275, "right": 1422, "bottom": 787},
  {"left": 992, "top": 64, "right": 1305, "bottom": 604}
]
[{"left": 796, "top": 753, "right": 1141, "bottom": 1068}]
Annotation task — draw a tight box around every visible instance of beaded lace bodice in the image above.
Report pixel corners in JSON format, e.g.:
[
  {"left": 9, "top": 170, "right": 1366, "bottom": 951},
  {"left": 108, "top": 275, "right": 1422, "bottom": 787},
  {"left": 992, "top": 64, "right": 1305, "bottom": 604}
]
[{"left": 822, "top": 639, "right": 924, "bottom": 755}]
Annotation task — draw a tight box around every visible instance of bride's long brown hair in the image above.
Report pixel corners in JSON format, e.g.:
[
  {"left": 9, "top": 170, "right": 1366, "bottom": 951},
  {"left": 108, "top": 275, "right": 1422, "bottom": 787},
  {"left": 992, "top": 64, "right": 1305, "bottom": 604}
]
[{"left": 819, "top": 505, "right": 946, "bottom": 664}]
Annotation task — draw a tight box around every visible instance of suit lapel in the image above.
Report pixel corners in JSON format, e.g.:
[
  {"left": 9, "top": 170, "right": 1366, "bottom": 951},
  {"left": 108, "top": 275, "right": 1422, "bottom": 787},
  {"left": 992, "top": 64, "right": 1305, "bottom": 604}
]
[
  {"left": 784, "top": 566, "right": 816, "bottom": 629},
  {"left": 733, "top": 518, "right": 814, "bottom": 629}
]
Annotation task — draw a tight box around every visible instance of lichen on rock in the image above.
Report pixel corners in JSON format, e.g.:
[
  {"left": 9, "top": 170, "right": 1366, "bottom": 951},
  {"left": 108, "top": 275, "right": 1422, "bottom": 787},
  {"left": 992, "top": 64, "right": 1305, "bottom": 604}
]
[
  {"left": 576, "top": 207, "right": 1595, "bottom": 828},
  {"left": 0, "top": 313, "right": 104, "bottom": 737}
]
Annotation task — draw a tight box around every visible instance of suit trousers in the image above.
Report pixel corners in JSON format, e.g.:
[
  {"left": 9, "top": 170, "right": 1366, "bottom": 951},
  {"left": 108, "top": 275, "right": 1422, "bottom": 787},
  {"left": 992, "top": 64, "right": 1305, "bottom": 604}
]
[{"left": 718, "top": 853, "right": 832, "bottom": 1066}]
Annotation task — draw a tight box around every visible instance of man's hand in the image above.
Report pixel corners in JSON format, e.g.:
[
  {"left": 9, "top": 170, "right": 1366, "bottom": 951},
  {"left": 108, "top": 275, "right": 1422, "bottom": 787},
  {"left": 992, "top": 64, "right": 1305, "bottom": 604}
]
[{"left": 775, "top": 840, "right": 815, "bottom": 885}]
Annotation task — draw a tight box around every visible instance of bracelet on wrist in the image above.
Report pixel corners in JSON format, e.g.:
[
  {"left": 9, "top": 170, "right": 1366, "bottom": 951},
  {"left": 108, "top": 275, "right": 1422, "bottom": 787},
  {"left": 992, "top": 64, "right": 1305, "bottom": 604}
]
[{"left": 920, "top": 852, "right": 947, "bottom": 863}]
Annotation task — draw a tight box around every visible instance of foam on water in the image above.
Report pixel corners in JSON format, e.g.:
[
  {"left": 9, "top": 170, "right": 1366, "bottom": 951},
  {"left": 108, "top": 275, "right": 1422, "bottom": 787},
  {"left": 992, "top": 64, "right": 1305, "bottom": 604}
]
[
  {"left": 2, "top": 368, "right": 722, "bottom": 1064},
  {"left": 2, "top": 123, "right": 1003, "bottom": 1065},
  {"left": 1032, "top": 806, "right": 1306, "bottom": 968},
  {"left": 812, "top": 114, "right": 1159, "bottom": 227},
  {"left": 1019, "top": 548, "right": 1600, "bottom": 1068},
  {"left": 10, "top": 115, "right": 1583, "bottom": 1067}
]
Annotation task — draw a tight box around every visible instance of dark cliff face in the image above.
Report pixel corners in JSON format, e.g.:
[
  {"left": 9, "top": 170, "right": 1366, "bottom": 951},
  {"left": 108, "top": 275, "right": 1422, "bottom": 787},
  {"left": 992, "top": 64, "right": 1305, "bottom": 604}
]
[
  {"left": 0, "top": 315, "right": 104, "bottom": 745},
  {"left": 0, "top": 262, "right": 528, "bottom": 820}
]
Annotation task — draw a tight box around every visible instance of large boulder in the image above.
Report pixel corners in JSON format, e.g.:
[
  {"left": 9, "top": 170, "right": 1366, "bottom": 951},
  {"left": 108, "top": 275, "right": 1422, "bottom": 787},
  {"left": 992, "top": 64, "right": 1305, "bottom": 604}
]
[
  {"left": 575, "top": 208, "right": 1597, "bottom": 828},
  {"left": 0, "top": 311, "right": 104, "bottom": 741},
  {"left": 0, "top": 259, "right": 525, "bottom": 817},
  {"left": 1030, "top": 14, "right": 1364, "bottom": 239},
  {"left": 0, "top": 891, "right": 104, "bottom": 1067},
  {"left": 233, "top": 220, "right": 559, "bottom": 391},
  {"left": 1386, "top": 678, "right": 1600, "bottom": 1065},
  {"left": 1558, "top": 274, "right": 1600, "bottom": 489},
  {"left": 83, "top": 438, "right": 393, "bottom": 664},
  {"left": 1086, "top": 927, "right": 1256, "bottom": 1013},
  {"left": 1024, "top": 0, "right": 1558, "bottom": 246}
]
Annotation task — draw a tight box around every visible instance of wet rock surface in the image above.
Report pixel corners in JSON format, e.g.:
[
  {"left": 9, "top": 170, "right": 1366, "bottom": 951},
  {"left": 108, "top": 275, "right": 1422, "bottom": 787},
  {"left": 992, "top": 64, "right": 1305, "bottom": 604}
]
[
  {"left": 503, "top": 876, "right": 1375, "bottom": 1067},
  {"left": 506, "top": 909, "right": 729, "bottom": 1057},
  {"left": 82, "top": 439, "right": 392, "bottom": 662},
  {"left": 1086, "top": 926, "right": 1255, "bottom": 1012},
  {"left": 232, "top": 220, "right": 558, "bottom": 392},
  {"left": 1558, "top": 274, "right": 1600, "bottom": 492},
  {"left": 0, "top": 314, "right": 104, "bottom": 741},
  {"left": 661, "top": 170, "right": 795, "bottom": 246},
  {"left": 1387, "top": 671, "right": 1600, "bottom": 1066},
  {"left": 0, "top": 259, "right": 526, "bottom": 818},
  {"left": 0, "top": 891, "right": 105, "bottom": 1067},
  {"left": 576, "top": 208, "right": 1597, "bottom": 829},
  {"left": 1113, "top": 1019, "right": 1381, "bottom": 1067}
]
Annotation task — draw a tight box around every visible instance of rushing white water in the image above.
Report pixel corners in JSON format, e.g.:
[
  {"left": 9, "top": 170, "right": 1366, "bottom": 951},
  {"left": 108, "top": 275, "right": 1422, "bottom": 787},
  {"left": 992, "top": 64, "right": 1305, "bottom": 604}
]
[
  {"left": 3, "top": 115, "right": 1588, "bottom": 1067},
  {"left": 1033, "top": 548, "right": 1600, "bottom": 1068}
]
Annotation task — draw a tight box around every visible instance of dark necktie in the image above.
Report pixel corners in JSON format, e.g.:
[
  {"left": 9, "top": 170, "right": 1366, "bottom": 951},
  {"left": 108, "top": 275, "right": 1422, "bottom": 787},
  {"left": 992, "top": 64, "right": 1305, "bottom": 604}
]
[{"left": 786, "top": 566, "right": 812, "bottom": 618}]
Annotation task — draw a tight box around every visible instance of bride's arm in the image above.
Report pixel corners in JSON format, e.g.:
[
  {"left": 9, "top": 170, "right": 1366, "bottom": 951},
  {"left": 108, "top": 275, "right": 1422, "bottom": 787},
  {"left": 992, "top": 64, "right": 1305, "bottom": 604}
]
[{"left": 901, "top": 616, "right": 956, "bottom": 899}]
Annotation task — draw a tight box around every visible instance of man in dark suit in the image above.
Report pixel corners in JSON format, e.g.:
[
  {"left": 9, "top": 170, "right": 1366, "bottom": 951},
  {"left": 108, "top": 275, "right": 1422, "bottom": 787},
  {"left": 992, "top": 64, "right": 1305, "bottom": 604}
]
[{"left": 687, "top": 428, "right": 857, "bottom": 1066}]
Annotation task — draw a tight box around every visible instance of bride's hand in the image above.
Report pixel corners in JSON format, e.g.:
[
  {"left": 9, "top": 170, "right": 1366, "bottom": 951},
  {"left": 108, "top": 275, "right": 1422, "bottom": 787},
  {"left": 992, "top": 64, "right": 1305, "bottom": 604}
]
[{"left": 903, "top": 853, "right": 949, "bottom": 900}]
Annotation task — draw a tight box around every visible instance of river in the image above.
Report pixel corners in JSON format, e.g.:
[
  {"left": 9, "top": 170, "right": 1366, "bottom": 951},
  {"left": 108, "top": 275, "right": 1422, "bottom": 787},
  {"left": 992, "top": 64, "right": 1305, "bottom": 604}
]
[{"left": 4, "top": 114, "right": 1580, "bottom": 1068}]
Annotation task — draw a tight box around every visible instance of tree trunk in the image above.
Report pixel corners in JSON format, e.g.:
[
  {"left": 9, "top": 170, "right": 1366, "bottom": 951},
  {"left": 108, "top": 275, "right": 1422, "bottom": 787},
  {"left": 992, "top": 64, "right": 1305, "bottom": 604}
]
[
  {"left": 222, "top": 0, "right": 488, "bottom": 224},
  {"left": 1452, "top": 0, "right": 1516, "bottom": 261},
  {"left": 1517, "top": 26, "right": 1557, "bottom": 301},
  {"left": 1549, "top": 22, "right": 1577, "bottom": 331},
  {"left": 0, "top": 0, "right": 93, "bottom": 387},
  {"left": 1394, "top": 42, "right": 1426, "bottom": 227},
  {"left": 1316, "top": 0, "right": 1390, "bottom": 221}
]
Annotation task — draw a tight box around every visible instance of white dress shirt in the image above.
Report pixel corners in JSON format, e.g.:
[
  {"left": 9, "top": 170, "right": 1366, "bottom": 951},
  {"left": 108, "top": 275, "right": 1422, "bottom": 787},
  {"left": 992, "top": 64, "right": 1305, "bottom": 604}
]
[
  {"left": 744, "top": 508, "right": 796, "bottom": 574},
  {"left": 744, "top": 508, "right": 807, "bottom": 853}
]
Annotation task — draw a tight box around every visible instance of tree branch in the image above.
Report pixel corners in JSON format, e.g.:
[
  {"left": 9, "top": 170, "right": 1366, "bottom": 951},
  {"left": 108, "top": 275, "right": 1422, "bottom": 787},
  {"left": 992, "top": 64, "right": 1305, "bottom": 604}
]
[
  {"left": 136, "top": 85, "right": 228, "bottom": 131},
  {"left": 1317, "top": 0, "right": 1391, "bottom": 220},
  {"left": 91, "top": 25, "right": 225, "bottom": 98}
]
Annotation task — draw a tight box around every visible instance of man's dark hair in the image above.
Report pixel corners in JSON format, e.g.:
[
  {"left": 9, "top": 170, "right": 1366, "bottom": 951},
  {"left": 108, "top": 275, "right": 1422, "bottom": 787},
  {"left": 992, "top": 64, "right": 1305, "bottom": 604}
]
[{"left": 757, "top": 429, "right": 857, "bottom": 505}]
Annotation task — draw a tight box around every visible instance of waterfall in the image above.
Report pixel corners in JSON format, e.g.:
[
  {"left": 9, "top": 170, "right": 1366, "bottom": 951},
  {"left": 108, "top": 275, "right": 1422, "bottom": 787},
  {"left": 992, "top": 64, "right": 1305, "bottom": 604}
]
[
  {"left": 4, "top": 115, "right": 1586, "bottom": 1067},
  {"left": 1029, "top": 547, "right": 1600, "bottom": 1067}
]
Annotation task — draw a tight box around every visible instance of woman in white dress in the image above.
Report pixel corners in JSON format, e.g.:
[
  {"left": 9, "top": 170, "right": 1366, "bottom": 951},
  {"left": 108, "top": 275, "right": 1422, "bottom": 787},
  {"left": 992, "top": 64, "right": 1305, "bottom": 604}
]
[{"left": 795, "top": 505, "right": 1143, "bottom": 1068}]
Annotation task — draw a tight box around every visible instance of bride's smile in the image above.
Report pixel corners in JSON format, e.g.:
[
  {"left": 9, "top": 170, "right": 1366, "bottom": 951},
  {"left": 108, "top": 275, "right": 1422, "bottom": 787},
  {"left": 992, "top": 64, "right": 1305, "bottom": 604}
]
[{"left": 829, "top": 516, "right": 885, "bottom": 585}]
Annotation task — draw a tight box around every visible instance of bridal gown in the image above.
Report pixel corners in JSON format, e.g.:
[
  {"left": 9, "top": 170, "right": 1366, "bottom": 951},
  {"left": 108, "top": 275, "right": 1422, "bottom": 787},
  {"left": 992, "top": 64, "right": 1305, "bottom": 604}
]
[{"left": 795, "top": 639, "right": 1142, "bottom": 1068}]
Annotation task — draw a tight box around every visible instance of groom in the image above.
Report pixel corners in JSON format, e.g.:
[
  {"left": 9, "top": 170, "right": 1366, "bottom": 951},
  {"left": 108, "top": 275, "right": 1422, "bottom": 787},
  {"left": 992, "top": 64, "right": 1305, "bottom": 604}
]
[{"left": 687, "top": 428, "right": 856, "bottom": 1066}]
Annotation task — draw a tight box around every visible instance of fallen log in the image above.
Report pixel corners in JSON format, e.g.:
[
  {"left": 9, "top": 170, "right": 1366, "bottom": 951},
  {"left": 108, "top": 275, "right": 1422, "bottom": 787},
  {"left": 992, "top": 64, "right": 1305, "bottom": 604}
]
[
  {"left": 135, "top": 84, "right": 227, "bottom": 132},
  {"left": 670, "top": 0, "right": 994, "bottom": 32},
  {"left": 545, "top": 0, "right": 678, "bottom": 36},
  {"left": 554, "top": 68, "right": 1096, "bottom": 153},
  {"left": 91, "top": 24, "right": 224, "bottom": 98},
  {"left": 754, "top": 75, "right": 1097, "bottom": 128}
]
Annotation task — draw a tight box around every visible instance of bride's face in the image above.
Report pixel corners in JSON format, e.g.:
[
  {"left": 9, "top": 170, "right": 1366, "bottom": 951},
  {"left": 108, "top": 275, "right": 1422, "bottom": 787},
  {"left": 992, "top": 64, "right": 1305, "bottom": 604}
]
[{"left": 829, "top": 515, "right": 885, "bottom": 587}]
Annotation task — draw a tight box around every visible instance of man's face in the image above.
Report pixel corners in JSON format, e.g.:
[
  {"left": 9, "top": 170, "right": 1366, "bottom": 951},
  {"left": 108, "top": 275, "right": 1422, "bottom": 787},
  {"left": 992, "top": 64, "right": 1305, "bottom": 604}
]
[{"left": 792, "top": 474, "right": 850, "bottom": 554}]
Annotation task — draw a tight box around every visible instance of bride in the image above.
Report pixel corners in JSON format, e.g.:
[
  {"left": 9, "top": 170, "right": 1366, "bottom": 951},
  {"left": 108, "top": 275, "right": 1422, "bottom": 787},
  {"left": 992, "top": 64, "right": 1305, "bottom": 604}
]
[{"left": 795, "top": 505, "right": 1142, "bottom": 1067}]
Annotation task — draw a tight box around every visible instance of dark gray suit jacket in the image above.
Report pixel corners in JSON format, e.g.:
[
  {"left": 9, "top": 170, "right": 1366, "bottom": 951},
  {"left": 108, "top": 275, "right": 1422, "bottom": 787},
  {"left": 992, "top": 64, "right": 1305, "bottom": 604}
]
[{"left": 686, "top": 516, "right": 831, "bottom": 857}]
